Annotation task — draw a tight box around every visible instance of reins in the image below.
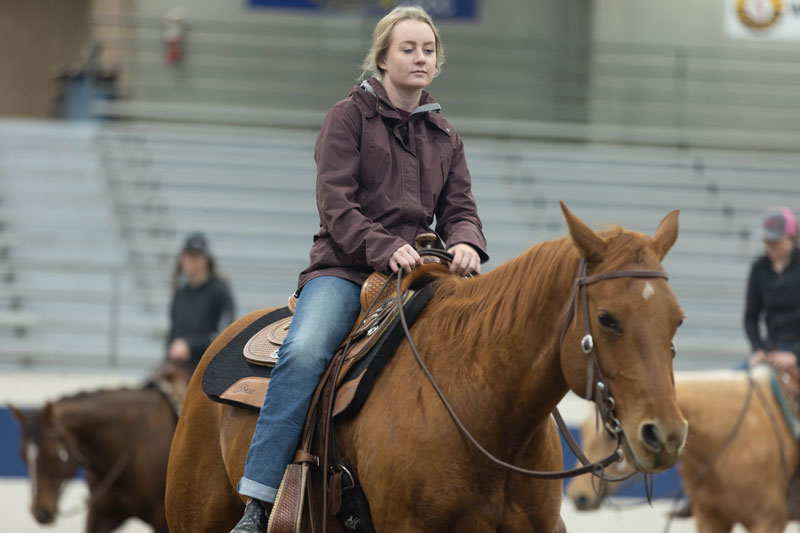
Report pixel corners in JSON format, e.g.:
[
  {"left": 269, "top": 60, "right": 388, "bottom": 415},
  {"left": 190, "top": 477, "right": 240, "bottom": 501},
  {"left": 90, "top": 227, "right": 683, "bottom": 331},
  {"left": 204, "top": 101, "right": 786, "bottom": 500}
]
[
  {"left": 395, "top": 252, "right": 669, "bottom": 481},
  {"left": 54, "top": 386, "right": 164, "bottom": 518}
]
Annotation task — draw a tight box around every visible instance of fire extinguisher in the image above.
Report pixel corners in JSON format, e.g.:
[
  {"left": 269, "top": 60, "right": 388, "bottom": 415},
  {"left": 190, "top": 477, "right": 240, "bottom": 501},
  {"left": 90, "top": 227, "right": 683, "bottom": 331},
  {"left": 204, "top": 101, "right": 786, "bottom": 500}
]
[{"left": 163, "top": 8, "right": 186, "bottom": 66}]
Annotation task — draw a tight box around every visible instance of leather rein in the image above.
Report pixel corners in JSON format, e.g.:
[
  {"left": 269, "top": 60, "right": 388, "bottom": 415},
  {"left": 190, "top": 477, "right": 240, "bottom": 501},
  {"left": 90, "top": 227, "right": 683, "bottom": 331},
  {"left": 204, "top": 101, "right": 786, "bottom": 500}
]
[{"left": 397, "top": 251, "right": 669, "bottom": 481}]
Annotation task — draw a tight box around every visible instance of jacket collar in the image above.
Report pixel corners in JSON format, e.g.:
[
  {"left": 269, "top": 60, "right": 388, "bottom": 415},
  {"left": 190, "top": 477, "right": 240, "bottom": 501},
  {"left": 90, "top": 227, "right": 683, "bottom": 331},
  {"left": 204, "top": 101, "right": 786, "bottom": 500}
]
[{"left": 356, "top": 77, "right": 442, "bottom": 121}]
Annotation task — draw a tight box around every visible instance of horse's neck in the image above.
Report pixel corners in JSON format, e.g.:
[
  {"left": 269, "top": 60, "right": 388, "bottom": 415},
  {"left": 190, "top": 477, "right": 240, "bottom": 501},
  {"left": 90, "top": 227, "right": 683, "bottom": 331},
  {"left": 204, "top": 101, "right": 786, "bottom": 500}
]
[
  {"left": 54, "top": 392, "right": 140, "bottom": 464},
  {"left": 427, "top": 243, "right": 577, "bottom": 452}
]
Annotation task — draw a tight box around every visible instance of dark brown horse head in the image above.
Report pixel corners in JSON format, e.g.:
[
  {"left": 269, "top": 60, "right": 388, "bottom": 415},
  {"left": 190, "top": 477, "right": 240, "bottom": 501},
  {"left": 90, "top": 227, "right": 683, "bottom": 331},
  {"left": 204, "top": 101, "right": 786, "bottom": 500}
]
[
  {"left": 559, "top": 202, "right": 687, "bottom": 473},
  {"left": 9, "top": 403, "right": 80, "bottom": 524}
]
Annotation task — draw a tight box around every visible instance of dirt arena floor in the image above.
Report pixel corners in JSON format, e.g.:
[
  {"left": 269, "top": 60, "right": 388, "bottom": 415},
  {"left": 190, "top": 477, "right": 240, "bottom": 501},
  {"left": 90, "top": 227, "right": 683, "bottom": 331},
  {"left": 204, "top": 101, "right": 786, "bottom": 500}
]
[{"left": 0, "top": 477, "right": 756, "bottom": 532}]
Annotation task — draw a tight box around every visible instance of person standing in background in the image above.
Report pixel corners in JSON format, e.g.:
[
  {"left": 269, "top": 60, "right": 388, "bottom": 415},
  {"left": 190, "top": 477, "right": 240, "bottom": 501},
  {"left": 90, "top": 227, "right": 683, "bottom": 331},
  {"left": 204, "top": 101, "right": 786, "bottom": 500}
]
[
  {"left": 746, "top": 207, "right": 800, "bottom": 371},
  {"left": 167, "top": 232, "right": 235, "bottom": 374}
]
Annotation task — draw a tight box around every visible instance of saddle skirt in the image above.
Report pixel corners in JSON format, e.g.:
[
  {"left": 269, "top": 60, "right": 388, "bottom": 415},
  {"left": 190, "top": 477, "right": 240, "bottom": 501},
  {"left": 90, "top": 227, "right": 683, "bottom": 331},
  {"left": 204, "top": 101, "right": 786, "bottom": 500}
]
[{"left": 201, "top": 262, "right": 446, "bottom": 418}]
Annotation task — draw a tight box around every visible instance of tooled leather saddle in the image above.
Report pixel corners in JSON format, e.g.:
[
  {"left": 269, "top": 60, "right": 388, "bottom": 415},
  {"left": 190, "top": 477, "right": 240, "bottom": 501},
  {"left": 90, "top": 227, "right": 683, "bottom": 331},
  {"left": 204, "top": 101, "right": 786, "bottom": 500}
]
[
  {"left": 202, "top": 232, "right": 445, "bottom": 415},
  {"left": 202, "top": 259, "right": 445, "bottom": 417}
]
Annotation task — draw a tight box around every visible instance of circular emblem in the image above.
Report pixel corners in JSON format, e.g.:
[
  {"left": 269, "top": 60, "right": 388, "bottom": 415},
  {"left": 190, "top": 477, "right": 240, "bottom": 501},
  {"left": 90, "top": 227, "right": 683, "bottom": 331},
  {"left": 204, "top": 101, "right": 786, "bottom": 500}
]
[{"left": 736, "top": 0, "right": 783, "bottom": 30}]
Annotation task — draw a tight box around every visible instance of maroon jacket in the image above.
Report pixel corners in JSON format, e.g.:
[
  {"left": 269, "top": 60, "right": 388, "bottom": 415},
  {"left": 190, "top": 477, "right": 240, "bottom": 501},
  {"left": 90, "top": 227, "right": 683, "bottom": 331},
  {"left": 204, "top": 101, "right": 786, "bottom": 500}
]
[{"left": 297, "top": 77, "right": 488, "bottom": 288}]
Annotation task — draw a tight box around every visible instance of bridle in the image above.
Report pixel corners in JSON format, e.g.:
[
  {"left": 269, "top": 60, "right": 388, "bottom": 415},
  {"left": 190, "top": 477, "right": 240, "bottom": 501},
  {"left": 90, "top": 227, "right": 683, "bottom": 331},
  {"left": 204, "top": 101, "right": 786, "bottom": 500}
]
[
  {"left": 397, "top": 252, "right": 670, "bottom": 481},
  {"left": 557, "top": 259, "right": 670, "bottom": 449}
]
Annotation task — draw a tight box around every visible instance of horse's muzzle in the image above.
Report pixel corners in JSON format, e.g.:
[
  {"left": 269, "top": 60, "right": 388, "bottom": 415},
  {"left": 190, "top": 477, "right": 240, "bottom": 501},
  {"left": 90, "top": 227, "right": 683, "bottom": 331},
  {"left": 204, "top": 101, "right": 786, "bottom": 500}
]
[
  {"left": 33, "top": 506, "right": 56, "bottom": 524},
  {"left": 572, "top": 493, "right": 602, "bottom": 511},
  {"left": 626, "top": 418, "right": 687, "bottom": 472}
]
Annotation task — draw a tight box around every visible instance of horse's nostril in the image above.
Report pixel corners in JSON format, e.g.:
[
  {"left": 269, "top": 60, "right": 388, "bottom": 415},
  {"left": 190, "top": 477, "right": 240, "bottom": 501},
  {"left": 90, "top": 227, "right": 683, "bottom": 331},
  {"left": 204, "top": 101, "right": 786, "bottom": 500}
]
[
  {"left": 574, "top": 495, "right": 590, "bottom": 510},
  {"left": 35, "top": 508, "right": 55, "bottom": 524},
  {"left": 640, "top": 422, "right": 663, "bottom": 453}
]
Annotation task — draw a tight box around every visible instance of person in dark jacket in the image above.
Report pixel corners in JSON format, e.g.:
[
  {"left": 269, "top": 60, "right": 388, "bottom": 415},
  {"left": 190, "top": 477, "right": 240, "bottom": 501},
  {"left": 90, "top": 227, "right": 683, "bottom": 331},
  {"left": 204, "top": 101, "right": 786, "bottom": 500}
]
[
  {"left": 230, "top": 6, "right": 488, "bottom": 532},
  {"left": 746, "top": 206, "right": 800, "bottom": 371},
  {"left": 167, "top": 232, "right": 235, "bottom": 374}
]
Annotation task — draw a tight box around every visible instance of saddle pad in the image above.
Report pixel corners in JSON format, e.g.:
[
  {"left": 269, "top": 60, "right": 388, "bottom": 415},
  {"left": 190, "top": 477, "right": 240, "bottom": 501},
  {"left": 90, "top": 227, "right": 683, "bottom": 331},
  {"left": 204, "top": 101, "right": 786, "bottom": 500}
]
[
  {"left": 767, "top": 367, "right": 800, "bottom": 440},
  {"left": 202, "top": 307, "right": 292, "bottom": 410}
]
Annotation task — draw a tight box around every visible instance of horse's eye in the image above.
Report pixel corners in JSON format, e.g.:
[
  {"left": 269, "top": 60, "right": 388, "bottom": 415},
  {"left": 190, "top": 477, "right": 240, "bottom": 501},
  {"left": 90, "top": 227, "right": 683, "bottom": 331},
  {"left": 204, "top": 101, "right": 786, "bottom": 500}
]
[
  {"left": 677, "top": 319, "right": 684, "bottom": 328},
  {"left": 58, "top": 448, "right": 69, "bottom": 463},
  {"left": 670, "top": 343, "right": 677, "bottom": 359},
  {"left": 598, "top": 312, "right": 619, "bottom": 331}
]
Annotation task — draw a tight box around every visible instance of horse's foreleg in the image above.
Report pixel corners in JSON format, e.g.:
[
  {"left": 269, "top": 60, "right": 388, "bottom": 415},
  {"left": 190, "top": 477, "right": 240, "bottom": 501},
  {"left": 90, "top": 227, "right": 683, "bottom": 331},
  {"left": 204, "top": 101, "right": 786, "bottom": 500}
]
[
  {"left": 748, "top": 521, "right": 789, "bottom": 533},
  {"left": 146, "top": 498, "right": 169, "bottom": 533},
  {"left": 693, "top": 506, "right": 734, "bottom": 533},
  {"left": 85, "top": 507, "right": 126, "bottom": 533}
]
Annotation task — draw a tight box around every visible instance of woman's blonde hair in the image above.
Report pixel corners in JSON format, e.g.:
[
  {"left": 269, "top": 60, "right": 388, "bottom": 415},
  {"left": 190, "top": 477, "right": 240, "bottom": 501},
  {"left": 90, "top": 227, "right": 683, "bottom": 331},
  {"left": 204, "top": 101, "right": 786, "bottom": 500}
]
[{"left": 359, "top": 5, "right": 445, "bottom": 81}]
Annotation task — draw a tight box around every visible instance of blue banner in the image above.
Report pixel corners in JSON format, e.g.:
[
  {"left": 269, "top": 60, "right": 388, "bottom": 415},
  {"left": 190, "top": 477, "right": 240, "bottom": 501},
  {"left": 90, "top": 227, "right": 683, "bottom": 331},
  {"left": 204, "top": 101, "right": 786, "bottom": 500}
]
[{"left": 248, "top": 0, "right": 477, "bottom": 20}]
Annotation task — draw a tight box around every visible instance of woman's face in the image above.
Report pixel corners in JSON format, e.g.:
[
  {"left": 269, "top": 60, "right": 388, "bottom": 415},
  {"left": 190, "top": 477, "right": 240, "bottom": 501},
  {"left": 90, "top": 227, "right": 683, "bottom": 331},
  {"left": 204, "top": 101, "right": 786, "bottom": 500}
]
[
  {"left": 764, "top": 236, "right": 794, "bottom": 265},
  {"left": 180, "top": 251, "right": 209, "bottom": 280},
  {"left": 379, "top": 19, "right": 436, "bottom": 94}
]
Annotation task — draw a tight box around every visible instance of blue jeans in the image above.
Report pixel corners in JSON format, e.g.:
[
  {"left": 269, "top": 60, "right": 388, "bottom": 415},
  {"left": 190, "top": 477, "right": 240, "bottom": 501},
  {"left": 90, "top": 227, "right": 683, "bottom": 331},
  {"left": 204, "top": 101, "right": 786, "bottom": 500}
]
[{"left": 237, "top": 276, "right": 362, "bottom": 503}]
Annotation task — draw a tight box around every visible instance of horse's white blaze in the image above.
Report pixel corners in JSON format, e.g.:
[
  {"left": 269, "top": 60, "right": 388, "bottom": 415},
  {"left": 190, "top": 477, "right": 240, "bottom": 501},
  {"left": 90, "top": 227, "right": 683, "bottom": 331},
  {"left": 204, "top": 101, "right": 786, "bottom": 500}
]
[
  {"left": 641, "top": 281, "right": 655, "bottom": 300},
  {"left": 25, "top": 441, "right": 38, "bottom": 502}
]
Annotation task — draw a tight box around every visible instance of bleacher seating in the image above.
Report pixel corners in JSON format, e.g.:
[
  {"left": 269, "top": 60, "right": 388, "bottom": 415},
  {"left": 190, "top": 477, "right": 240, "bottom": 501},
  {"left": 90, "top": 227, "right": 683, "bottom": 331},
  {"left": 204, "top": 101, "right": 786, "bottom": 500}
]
[
  {"left": 1, "top": 118, "right": 798, "bottom": 370},
  {"left": 0, "top": 120, "right": 165, "bottom": 367}
]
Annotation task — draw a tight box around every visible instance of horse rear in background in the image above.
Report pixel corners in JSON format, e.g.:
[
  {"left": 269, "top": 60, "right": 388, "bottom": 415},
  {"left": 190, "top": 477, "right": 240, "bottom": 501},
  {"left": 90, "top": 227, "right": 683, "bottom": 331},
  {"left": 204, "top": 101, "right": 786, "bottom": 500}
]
[
  {"left": 567, "top": 369, "right": 799, "bottom": 533},
  {"left": 9, "top": 384, "right": 177, "bottom": 533},
  {"left": 167, "top": 203, "right": 687, "bottom": 532}
]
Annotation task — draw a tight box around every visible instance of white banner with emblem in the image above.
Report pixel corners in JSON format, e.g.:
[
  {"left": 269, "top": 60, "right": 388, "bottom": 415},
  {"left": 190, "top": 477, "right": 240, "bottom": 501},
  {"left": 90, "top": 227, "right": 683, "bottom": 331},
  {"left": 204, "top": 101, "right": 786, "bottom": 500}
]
[{"left": 724, "top": 0, "right": 800, "bottom": 41}]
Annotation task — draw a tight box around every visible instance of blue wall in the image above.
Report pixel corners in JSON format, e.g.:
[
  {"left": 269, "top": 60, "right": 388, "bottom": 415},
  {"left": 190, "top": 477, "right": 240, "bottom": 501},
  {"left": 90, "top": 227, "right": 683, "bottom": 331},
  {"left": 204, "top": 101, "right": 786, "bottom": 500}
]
[
  {"left": 248, "top": 0, "right": 478, "bottom": 19},
  {"left": 559, "top": 428, "right": 683, "bottom": 499},
  {"left": 1, "top": 408, "right": 27, "bottom": 477}
]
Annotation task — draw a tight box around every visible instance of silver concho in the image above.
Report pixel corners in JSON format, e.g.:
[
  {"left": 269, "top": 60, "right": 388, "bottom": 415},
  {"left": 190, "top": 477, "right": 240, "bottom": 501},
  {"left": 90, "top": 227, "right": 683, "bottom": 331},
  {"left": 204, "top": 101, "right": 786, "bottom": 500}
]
[{"left": 581, "top": 334, "right": 594, "bottom": 354}]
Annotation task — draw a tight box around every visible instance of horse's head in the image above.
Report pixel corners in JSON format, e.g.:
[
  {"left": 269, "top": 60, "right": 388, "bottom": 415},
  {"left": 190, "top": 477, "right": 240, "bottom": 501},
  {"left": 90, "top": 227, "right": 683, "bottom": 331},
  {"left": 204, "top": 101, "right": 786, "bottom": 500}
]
[
  {"left": 9, "top": 403, "right": 80, "bottom": 524},
  {"left": 566, "top": 414, "right": 636, "bottom": 510},
  {"left": 558, "top": 202, "right": 687, "bottom": 473}
]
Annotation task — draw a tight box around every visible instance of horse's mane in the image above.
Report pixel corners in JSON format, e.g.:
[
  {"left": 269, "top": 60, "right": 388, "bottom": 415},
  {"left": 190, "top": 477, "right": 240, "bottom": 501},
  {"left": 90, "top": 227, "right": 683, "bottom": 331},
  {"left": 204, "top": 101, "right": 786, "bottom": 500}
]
[
  {"left": 51, "top": 386, "right": 143, "bottom": 406},
  {"left": 428, "top": 226, "right": 656, "bottom": 350}
]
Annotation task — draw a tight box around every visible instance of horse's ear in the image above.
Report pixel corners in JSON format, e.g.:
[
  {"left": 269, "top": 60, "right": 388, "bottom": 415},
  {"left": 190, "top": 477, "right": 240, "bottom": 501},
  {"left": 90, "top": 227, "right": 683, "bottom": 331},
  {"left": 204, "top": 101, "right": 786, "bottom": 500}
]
[
  {"left": 41, "top": 403, "right": 54, "bottom": 425},
  {"left": 560, "top": 201, "right": 605, "bottom": 263},
  {"left": 652, "top": 209, "right": 680, "bottom": 260},
  {"left": 8, "top": 403, "right": 25, "bottom": 426}
]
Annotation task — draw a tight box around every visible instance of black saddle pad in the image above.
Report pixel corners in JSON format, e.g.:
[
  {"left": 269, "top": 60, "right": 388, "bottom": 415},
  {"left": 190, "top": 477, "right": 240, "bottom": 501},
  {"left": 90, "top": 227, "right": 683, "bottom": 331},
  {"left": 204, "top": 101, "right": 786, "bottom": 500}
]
[
  {"left": 336, "top": 282, "right": 436, "bottom": 418},
  {"left": 202, "top": 283, "right": 436, "bottom": 416},
  {"left": 202, "top": 307, "right": 291, "bottom": 408}
]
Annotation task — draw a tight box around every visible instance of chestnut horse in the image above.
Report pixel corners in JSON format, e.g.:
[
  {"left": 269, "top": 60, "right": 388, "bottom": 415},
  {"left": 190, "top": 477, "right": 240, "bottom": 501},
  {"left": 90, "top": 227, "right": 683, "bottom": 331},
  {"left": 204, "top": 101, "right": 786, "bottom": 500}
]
[
  {"left": 567, "top": 369, "right": 799, "bottom": 533},
  {"left": 9, "top": 385, "right": 176, "bottom": 533},
  {"left": 166, "top": 204, "right": 687, "bottom": 532}
]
